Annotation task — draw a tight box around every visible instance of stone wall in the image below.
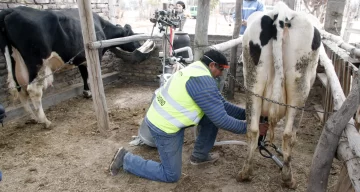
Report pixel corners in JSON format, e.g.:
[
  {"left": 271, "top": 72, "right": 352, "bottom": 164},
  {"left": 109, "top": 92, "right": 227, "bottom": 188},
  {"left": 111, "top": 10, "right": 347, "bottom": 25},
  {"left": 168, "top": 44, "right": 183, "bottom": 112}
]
[{"left": 118, "top": 34, "right": 244, "bottom": 91}]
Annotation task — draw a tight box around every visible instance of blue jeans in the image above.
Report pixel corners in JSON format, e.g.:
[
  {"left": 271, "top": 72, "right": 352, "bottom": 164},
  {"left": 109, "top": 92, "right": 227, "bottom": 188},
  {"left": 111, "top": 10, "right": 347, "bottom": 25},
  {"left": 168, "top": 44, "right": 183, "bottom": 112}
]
[
  {"left": 123, "top": 125, "right": 184, "bottom": 182},
  {"left": 122, "top": 110, "right": 241, "bottom": 182}
]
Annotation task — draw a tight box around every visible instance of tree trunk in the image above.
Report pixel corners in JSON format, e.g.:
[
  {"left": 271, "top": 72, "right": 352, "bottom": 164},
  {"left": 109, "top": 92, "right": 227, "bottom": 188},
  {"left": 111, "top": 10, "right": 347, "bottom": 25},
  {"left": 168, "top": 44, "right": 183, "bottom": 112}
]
[
  {"left": 194, "top": 0, "right": 210, "bottom": 60},
  {"left": 226, "top": 0, "right": 242, "bottom": 99},
  {"left": 324, "top": 0, "right": 346, "bottom": 35},
  {"left": 283, "top": 0, "right": 296, "bottom": 10}
]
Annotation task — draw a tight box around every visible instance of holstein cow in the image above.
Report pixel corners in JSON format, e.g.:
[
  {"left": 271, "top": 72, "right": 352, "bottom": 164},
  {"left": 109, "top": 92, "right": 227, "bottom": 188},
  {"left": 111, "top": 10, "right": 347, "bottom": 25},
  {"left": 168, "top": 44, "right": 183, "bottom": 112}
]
[
  {"left": 237, "top": 2, "right": 321, "bottom": 188},
  {"left": 0, "top": 7, "right": 152, "bottom": 128}
]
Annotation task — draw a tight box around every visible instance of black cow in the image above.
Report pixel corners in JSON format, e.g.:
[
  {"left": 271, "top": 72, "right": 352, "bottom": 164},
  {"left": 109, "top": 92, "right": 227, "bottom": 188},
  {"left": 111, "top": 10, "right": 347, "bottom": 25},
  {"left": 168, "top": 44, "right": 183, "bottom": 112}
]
[{"left": 0, "top": 7, "right": 151, "bottom": 128}]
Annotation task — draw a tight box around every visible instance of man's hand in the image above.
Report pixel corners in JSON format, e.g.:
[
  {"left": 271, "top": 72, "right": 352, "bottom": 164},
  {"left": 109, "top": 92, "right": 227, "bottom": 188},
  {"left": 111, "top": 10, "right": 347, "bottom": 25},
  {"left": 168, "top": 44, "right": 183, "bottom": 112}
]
[{"left": 259, "top": 123, "right": 269, "bottom": 136}]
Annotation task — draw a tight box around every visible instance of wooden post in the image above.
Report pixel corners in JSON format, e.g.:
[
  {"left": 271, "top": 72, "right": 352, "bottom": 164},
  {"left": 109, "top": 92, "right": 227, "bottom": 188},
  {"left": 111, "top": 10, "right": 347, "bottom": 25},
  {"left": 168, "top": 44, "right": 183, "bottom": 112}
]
[
  {"left": 320, "top": 29, "right": 360, "bottom": 58},
  {"left": 336, "top": 140, "right": 360, "bottom": 191},
  {"left": 194, "top": 0, "right": 210, "bottom": 60},
  {"left": 307, "top": 74, "right": 360, "bottom": 192},
  {"left": 227, "top": 0, "right": 242, "bottom": 99},
  {"left": 211, "top": 37, "right": 243, "bottom": 51},
  {"left": 324, "top": 0, "right": 346, "bottom": 35},
  {"left": 283, "top": 0, "right": 296, "bottom": 10},
  {"left": 77, "top": 0, "right": 110, "bottom": 135}
]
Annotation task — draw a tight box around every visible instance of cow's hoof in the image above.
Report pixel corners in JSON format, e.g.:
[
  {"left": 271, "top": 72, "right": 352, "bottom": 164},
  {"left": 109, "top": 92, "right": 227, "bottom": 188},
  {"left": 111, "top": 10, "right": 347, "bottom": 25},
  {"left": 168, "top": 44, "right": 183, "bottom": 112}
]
[
  {"left": 236, "top": 171, "right": 251, "bottom": 182},
  {"left": 25, "top": 119, "right": 38, "bottom": 124},
  {"left": 44, "top": 120, "right": 52, "bottom": 129},
  {"left": 282, "top": 178, "right": 297, "bottom": 189},
  {"left": 83, "top": 90, "right": 92, "bottom": 98}
]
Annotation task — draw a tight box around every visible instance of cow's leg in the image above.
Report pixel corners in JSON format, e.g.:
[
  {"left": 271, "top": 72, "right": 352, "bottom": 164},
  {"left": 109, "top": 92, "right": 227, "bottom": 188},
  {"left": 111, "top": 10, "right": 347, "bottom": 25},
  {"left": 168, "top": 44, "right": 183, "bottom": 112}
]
[
  {"left": 281, "top": 106, "right": 299, "bottom": 188},
  {"left": 27, "top": 81, "right": 51, "bottom": 128},
  {"left": 237, "top": 95, "right": 262, "bottom": 181},
  {"left": 78, "top": 64, "right": 91, "bottom": 98},
  {"left": 281, "top": 73, "right": 310, "bottom": 189},
  {"left": 268, "top": 121, "right": 277, "bottom": 144},
  {"left": 18, "top": 89, "right": 38, "bottom": 122}
]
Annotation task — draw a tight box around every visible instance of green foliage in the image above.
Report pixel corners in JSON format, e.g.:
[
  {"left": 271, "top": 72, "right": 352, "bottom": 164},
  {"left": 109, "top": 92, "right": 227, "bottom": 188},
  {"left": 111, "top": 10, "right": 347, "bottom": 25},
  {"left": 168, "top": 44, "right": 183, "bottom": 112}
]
[
  {"left": 210, "top": 0, "right": 219, "bottom": 11},
  {"left": 146, "top": 0, "right": 161, "bottom": 6}
]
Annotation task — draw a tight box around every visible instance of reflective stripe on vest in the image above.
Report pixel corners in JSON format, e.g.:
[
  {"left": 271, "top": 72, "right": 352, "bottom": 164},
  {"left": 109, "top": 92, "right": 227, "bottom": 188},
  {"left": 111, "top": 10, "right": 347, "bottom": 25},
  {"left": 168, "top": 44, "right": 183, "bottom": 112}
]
[{"left": 146, "top": 61, "right": 211, "bottom": 133}]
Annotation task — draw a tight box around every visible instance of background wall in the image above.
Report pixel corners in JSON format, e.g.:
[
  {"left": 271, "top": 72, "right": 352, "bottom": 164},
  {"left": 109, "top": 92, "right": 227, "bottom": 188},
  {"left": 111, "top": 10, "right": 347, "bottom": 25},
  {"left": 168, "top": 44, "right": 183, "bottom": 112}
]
[
  {"left": 0, "top": 0, "right": 119, "bottom": 20},
  {"left": 118, "top": 34, "right": 244, "bottom": 92}
]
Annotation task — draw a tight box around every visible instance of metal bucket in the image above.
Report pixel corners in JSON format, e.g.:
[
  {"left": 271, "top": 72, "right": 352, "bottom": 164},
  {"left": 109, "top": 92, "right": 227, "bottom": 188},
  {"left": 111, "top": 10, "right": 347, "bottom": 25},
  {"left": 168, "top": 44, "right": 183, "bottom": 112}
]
[{"left": 173, "top": 32, "right": 190, "bottom": 58}]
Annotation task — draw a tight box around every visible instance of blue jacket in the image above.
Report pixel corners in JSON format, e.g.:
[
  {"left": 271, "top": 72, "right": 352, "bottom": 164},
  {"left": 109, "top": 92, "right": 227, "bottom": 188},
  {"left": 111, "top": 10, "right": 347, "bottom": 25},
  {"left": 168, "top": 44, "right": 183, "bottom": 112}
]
[{"left": 235, "top": 0, "right": 264, "bottom": 35}]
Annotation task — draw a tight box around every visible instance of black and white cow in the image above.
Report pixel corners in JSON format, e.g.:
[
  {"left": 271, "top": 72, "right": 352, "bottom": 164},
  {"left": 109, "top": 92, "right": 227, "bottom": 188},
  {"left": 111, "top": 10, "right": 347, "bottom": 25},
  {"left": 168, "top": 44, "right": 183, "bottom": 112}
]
[
  {"left": 0, "top": 7, "right": 150, "bottom": 128},
  {"left": 237, "top": 2, "right": 321, "bottom": 188}
]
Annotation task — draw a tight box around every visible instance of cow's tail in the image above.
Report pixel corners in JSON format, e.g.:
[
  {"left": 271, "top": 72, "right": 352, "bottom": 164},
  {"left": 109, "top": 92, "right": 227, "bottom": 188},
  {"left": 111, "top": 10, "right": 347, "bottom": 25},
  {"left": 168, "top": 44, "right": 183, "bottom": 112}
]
[
  {"left": 269, "top": 3, "right": 290, "bottom": 122},
  {"left": 0, "top": 9, "right": 19, "bottom": 100}
]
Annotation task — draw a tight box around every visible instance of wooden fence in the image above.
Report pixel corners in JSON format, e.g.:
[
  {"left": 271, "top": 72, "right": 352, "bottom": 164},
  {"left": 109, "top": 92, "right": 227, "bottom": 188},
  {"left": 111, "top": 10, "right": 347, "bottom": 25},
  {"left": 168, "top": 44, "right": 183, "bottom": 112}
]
[
  {"left": 317, "top": 39, "right": 359, "bottom": 122},
  {"left": 310, "top": 37, "right": 360, "bottom": 191}
]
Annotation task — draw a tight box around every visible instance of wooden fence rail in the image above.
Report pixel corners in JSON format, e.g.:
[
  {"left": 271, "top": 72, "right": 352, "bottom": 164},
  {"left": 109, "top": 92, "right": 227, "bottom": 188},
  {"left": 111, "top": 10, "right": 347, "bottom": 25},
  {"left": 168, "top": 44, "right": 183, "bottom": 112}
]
[
  {"left": 309, "top": 39, "right": 360, "bottom": 191},
  {"left": 320, "top": 40, "right": 358, "bottom": 122}
]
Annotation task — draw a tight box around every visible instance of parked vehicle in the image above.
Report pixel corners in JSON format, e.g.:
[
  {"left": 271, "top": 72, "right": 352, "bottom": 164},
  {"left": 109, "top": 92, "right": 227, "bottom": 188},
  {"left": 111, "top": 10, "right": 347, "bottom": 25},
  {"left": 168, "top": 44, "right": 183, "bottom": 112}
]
[{"left": 189, "top": 6, "right": 197, "bottom": 19}]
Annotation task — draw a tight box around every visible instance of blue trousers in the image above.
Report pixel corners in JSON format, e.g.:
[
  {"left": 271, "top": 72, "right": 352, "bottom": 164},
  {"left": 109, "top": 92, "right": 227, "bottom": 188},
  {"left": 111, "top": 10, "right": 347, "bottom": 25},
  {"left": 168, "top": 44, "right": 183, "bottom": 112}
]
[{"left": 123, "top": 113, "right": 239, "bottom": 182}]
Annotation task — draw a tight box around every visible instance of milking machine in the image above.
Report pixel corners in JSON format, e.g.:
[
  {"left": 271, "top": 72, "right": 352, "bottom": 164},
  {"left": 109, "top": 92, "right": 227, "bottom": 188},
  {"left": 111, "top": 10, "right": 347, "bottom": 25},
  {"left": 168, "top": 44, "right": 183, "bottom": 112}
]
[
  {"left": 257, "top": 117, "right": 284, "bottom": 169},
  {"left": 129, "top": 9, "right": 193, "bottom": 147}
]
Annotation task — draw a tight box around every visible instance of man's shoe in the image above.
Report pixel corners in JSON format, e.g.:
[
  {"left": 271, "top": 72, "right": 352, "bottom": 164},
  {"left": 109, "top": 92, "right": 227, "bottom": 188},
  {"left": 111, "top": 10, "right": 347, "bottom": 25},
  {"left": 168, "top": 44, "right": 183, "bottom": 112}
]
[
  {"left": 109, "top": 147, "right": 128, "bottom": 176},
  {"left": 190, "top": 152, "right": 219, "bottom": 165}
]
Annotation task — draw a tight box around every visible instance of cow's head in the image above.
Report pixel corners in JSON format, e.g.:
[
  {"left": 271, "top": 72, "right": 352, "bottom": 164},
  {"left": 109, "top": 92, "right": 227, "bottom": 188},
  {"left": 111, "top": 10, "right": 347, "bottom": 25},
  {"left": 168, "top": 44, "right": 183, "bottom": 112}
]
[
  {"left": 117, "top": 24, "right": 141, "bottom": 52},
  {"left": 112, "top": 24, "right": 155, "bottom": 63}
]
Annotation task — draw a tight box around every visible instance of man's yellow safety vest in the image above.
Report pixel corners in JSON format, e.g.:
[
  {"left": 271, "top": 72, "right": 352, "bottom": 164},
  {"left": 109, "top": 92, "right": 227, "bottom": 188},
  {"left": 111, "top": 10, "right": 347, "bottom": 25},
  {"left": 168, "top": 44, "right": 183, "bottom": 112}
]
[{"left": 146, "top": 61, "right": 213, "bottom": 134}]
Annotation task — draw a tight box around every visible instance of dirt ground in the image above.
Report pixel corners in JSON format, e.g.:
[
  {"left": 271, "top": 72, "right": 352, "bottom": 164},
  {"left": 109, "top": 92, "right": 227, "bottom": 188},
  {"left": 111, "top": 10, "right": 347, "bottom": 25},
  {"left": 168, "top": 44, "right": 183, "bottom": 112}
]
[{"left": 0, "top": 80, "right": 341, "bottom": 192}]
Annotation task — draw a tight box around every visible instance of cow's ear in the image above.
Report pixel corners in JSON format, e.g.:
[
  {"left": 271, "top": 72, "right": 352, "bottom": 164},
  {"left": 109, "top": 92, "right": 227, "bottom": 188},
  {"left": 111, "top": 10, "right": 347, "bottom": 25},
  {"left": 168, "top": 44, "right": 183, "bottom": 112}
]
[{"left": 123, "top": 24, "right": 135, "bottom": 36}]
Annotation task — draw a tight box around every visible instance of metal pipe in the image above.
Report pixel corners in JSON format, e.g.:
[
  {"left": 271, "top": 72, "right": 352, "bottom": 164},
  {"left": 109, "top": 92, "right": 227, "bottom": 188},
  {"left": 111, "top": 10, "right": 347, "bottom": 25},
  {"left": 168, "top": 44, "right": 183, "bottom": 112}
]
[
  {"left": 173, "top": 46, "right": 194, "bottom": 63},
  {"left": 89, "top": 33, "right": 164, "bottom": 49},
  {"left": 214, "top": 140, "right": 247, "bottom": 146}
]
